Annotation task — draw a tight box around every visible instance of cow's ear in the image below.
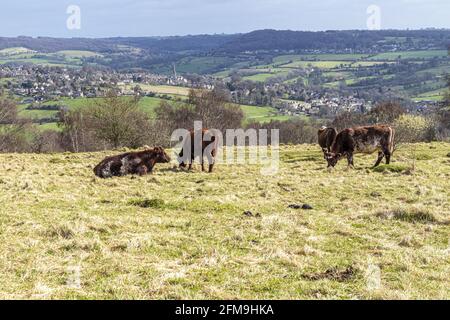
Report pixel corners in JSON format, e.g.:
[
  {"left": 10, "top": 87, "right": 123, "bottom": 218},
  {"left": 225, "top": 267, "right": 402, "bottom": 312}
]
[{"left": 154, "top": 146, "right": 163, "bottom": 153}]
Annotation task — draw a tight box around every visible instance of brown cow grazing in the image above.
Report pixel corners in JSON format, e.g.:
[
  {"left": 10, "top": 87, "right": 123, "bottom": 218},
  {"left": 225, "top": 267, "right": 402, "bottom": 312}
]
[
  {"left": 178, "top": 129, "right": 218, "bottom": 173},
  {"left": 318, "top": 126, "right": 337, "bottom": 155},
  {"left": 325, "top": 125, "right": 395, "bottom": 168},
  {"left": 94, "top": 147, "right": 171, "bottom": 178}
]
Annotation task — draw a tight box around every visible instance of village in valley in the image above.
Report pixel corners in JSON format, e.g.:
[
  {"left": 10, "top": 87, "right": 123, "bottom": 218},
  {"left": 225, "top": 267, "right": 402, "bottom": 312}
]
[{"left": 1, "top": 35, "right": 447, "bottom": 129}]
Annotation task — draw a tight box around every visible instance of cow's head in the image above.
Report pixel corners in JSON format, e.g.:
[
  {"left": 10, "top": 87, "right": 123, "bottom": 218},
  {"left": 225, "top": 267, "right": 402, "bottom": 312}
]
[
  {"left": 178, "top": 149, "right": 187, "bottom": 168},
  {"left": 153, "top": 147, "right": 171, "bottom": 163},
  {"left": 325, "top": 152, "right": 342, "bottom": 168}
]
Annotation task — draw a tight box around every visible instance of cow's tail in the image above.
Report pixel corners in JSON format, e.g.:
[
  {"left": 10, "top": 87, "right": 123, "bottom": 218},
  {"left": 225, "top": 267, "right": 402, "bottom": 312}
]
[{"left": 388, "top": 127, "right": 395, "bottom": 154}]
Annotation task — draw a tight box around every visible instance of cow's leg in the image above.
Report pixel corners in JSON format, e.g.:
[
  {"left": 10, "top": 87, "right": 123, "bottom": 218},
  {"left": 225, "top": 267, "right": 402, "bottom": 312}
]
[
  {"left": 383, "top": 149, "right": 391, "bottom": 164},
  {"left": 136, "top": 165, "right": 148, "bottom": 176},
  {"left": 373, "top": 152, "right": 384, "bottom": 168},
  {"left": 346, "top": 153, "right": 354, "bottom": 168},
  {"left": 201, "top": 156, "right": 205, "bottom": 172},
  {"left": 208, "top": 149, "right": 216, "bottom": 173}
]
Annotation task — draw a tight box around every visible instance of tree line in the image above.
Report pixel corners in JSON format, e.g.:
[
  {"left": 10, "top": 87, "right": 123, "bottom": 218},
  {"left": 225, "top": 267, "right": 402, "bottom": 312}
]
[{"left": 1, "top": 83, "right": 449, "bottom": 153}]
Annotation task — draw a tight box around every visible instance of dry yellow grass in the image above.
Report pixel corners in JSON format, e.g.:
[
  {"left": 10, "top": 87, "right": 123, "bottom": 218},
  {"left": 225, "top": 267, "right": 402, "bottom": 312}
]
[{"left": 0, "top": 143, "right": 449, "bottom": 299}]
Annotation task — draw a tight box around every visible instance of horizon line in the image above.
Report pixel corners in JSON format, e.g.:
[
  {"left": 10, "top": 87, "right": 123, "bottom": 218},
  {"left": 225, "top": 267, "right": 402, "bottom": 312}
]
[{"left": 3, "top": 27, "right": 450, "bottom": 40}]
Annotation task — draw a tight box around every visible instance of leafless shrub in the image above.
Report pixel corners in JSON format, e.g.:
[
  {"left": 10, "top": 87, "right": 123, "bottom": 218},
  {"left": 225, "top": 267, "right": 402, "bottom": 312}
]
[
  {"left": 0, "top": 96, "right": 35, "bottom": 153},
  {"left": 58, "top": 90, "right": 154, "bottom": 151}
]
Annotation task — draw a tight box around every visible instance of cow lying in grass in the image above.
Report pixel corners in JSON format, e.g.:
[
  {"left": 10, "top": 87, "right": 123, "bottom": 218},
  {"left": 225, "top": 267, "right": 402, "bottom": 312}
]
[
  {"left": 325, "top": 125, "right": 395, "bottom": 168},
  {"left": 94, "top": 147, "right": 171, "bottom": 178}
]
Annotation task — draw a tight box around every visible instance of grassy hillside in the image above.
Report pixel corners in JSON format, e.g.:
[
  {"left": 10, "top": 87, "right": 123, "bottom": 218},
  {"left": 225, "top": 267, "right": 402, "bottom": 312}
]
[
  {"left": 0, "top": 143, "right": 448, "bottom": 299},
  {"left": 0, "top": 48, "right": 96, "bottom": 67},
  {"left": 214, "top": 50, "right": 449, "bottom": 100}
]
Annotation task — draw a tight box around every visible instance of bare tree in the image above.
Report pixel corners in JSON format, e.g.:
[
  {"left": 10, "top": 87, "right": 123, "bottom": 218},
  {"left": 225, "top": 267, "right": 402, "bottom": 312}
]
[
  {"left": 88, "top": 90, "right": 152, "bottom": 149},
  {"left": 154, "top": 89, "right": 244, "bottom": 144},
  {"left": 188, "top": 88, "right": 244, "bottom": 131},
  {"left": 0, "top": 96, "right": 33, "bottom": 152},
  {"left": 331, "top": 111, "right": 368, "bottom": 131},
  {"left": 369, "top": 101, "right": 406, "bottom": 124},
  {"left": 58, "top": 108, "right": 97, "bottom": 152},
  {"left": 58, "top": 90, "right": 154, "bottom": 151},
  {"left": 246, "top": 118, "right": 318, "bottom": 145},
  {"left": 436, "top": 74, "right": 450, "bottom": 139},
  {"left": 0, "top": 96, "right": 18, "bottom": 124}
]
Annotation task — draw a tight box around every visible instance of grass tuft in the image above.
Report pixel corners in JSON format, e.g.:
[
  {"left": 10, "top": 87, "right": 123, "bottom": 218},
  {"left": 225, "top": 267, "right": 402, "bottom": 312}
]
[
  {"left": 45, "top": 224, "right": 75, "bottom": 239},
  {"left": 376, "top": 208, "right": 438, "bottom": 224},
  {"left": 128, "top": 198, "right": 166, "bottom": 209},
  {"left": 302, "top": 266, "right": 357, "bottom": 282},
  {"left": 372, "top": 164, "right": 410, "bottom": 173}
]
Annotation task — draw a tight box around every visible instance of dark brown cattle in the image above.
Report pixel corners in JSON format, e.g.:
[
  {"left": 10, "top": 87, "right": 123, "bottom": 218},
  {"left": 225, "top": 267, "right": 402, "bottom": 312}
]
[
  {"left": 178, "top": 129, "right": 218, "bottom": 173},
  {"left": 318, "top": 126, "right": 337, "bottom": 155},
  {"left": 325, "top": 125, "right": 395, "bottom": 168},
  {"left": 94, "top": 147, "right": 171, "bottom": 178}
]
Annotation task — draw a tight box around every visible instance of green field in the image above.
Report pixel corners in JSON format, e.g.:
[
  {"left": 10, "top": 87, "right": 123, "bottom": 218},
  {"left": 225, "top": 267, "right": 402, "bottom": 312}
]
[
  {"left": 55, "top": 50, "right": 101, "bottom": 58},
  {"left": 173, "top": 57, "right": 234, "bottom": 74},
  {"left": 241, "top": 104, "right": 292, "bottom": 123},
  {"left": 369, "top": 50, "right": 448, "bottom": 61},
  {"left": 273, "top": 54, "right": 370, "bottom": 64},
  {"left": 415, "top": 64, "right": 450, "bottom": 76},
  {"left": 17, "top": 96, "right": 292, "bottom": 129},
  {"left": 413, "top": 88, "right": 446, "bottom": 101},
  {"left": 0, "top": 58, "right": 68, "bottom": 67},
  {"left": 0, "top": 47, "right": 96, "bottom": 67},
  {"left": 242, "top": 73, "right": 277, "bottom": 82},
  {"left": 280, "top": 60, "right": 351, "bottom": 69},
  {"left": 0, "top": 47, "right": 36, "bottom": 56},
  {"left": 0, "top": 142, "right": 448, "bottom": 299},
  {"left": 121, "top": 84, "right": 192, "bottom": 97}
]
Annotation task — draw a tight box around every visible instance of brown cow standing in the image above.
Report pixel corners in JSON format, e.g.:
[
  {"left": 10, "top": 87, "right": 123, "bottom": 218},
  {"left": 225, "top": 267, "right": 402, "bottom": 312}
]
[
  {"left": 178, "top": 129, "right": 218, "bottom": 173},
  {"left": 325, "top": 125, "right": 395, "bottom": 168},
  {"left": 94, "top": 147, "right": 171, "bottom": 178},
  {"left": 318, "top": 126, "right": 337, "bottom": 155}
]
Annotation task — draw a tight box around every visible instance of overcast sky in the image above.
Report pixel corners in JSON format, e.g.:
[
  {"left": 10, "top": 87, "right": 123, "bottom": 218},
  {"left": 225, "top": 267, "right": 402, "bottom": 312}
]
[{"left": 1, "top": 0, "right": 449, "bottom": 38}]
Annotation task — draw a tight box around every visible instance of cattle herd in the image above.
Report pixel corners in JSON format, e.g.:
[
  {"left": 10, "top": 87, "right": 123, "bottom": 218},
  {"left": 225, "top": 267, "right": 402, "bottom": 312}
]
[
  {"left": 94, "top": 125, "right": 395, "bottom": 178},
  {"left": 318, "top": 125, "right": 395, "bottom": 168}
]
